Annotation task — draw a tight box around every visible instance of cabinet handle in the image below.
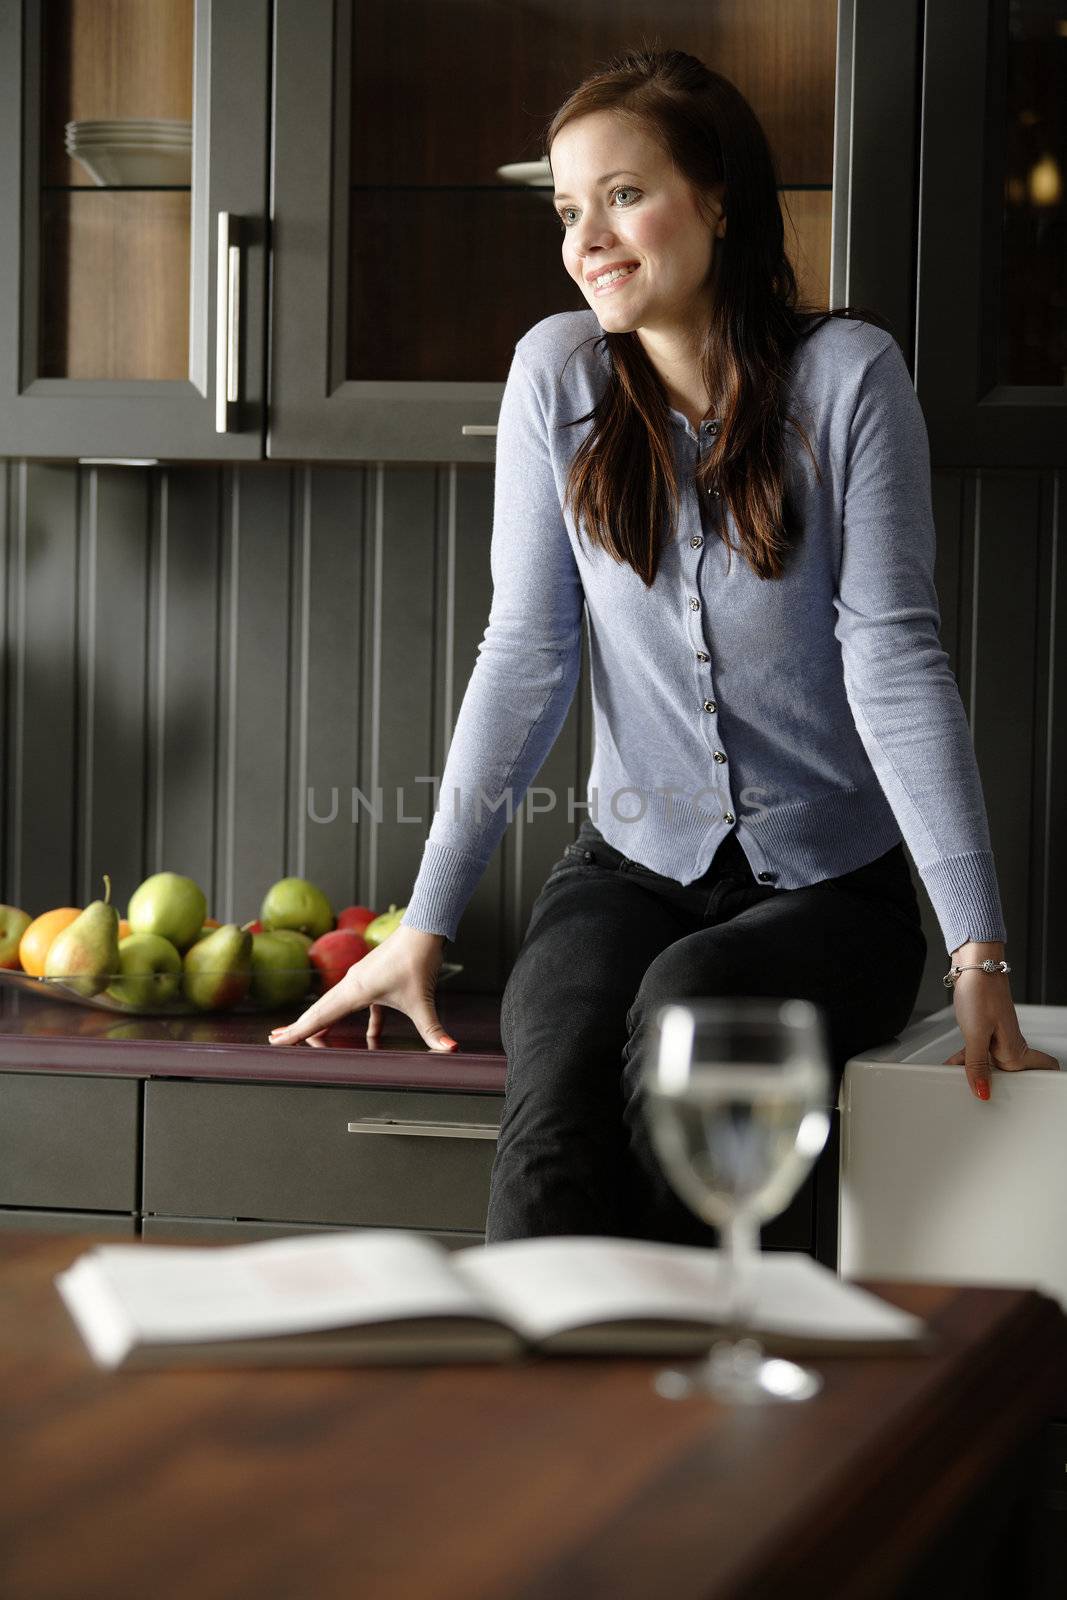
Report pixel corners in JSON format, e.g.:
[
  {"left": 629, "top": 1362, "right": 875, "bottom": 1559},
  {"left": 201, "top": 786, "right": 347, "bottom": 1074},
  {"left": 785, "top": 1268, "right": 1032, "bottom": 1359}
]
[
  {"left": 347, "top": 1117, "right": 498, "bottom": 1141},
  {"left": 461, "top": 425, "right": 497, "bottom": 436},
  {"left": 215, "top": 211, "right": 241, "bottom": 433}
]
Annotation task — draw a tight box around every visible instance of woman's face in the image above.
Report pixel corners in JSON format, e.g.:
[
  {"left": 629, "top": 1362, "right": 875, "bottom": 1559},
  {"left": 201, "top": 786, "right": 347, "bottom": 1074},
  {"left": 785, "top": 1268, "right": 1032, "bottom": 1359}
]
[{"left": 550, "top": 110, "right": 725, "bottom": 340}]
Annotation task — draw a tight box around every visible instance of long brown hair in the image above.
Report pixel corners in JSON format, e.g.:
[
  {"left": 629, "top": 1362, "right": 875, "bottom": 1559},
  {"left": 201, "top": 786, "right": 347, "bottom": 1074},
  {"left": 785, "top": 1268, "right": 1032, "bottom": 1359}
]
[{"left": 545, "top": 47, "right": 891, "bottom": 586}]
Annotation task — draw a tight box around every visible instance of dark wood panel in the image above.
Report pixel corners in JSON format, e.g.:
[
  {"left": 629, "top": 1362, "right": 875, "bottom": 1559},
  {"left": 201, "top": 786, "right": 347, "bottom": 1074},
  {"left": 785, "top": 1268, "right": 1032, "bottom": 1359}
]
[
  {"left": 1, "top": 1231, "right": 1064, "bottom": 1600},
  {"left": 39, "top": 192, "right": 191, "bottom": 381},
  {"left": 350, "top": 0, "right": 838, "bottom": 186}
]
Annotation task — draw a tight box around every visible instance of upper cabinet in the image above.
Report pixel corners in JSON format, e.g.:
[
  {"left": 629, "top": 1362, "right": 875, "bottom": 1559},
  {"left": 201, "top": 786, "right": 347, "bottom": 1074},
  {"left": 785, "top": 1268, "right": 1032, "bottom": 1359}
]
[
  {"left": 0, "top": 0, "right": 270, "bottom": 461},
  {"left": 0, "top": 0, "right": 840, "bottom": 462},
  {"left": 915, "top": 0, "right": 1066, "bottom": 464},
  {"left": 266, "top": 0, "right": 838, "bottom": 463}
]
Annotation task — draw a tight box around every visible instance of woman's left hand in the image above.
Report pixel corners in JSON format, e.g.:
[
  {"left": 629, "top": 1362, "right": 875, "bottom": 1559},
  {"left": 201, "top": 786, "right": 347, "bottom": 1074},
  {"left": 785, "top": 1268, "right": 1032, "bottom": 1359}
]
[{"left": 943, "top": 972, "right": 1060, "bottom": 1100}]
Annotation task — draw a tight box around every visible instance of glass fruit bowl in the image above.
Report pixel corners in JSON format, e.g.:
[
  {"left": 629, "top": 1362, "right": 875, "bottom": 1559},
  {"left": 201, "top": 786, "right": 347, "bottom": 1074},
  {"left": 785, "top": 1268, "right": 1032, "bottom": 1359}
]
[{"left": 0, "top": 962, "right": 463, "bottom": 1016}]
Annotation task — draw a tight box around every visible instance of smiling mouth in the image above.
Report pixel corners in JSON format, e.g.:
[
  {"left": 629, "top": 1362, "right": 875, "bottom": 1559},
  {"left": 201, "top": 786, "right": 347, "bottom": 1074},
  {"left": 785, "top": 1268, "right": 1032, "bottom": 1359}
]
[{"left": 590, "top": 264, "right": 641, "bottom": 294}]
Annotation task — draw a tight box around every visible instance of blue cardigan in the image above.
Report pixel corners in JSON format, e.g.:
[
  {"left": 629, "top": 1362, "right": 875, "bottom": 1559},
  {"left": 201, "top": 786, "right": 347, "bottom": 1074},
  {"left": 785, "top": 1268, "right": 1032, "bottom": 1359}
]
[{"left": 401, "top": 310, "right": 1006, "bottom": 957}]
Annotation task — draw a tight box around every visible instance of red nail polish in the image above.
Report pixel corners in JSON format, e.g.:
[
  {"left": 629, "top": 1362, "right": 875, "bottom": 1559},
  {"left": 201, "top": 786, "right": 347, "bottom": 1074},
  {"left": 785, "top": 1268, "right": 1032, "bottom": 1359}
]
[{"left": 976, "top": 1081, "right": 990, "bottom": 1101}]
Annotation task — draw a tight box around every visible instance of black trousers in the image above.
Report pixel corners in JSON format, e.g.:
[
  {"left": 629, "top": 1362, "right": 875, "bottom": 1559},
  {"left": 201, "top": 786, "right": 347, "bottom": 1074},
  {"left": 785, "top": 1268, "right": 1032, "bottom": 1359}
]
[{"left": 487, "top": 817, "right": 927, "bottom": 1247}]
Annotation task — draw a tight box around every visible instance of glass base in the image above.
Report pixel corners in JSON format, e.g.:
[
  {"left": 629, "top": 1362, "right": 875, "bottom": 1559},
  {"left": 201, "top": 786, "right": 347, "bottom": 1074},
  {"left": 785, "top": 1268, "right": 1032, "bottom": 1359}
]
[{"left": 653, "top": 1336, "right": 823, "bottom": 1404}]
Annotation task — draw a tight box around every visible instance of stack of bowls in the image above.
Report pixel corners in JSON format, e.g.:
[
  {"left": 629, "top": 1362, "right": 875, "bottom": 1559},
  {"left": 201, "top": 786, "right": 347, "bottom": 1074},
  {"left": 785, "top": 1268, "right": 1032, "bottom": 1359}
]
[{"left": 64, "top": 119, "right": 193, "bottom": 187}]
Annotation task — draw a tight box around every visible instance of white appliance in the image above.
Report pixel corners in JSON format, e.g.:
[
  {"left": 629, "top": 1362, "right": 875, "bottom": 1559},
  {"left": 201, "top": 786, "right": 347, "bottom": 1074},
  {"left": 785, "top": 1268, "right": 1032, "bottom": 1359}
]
[{"left": 837, "top": 1003, "right": 1067, "bottom": 1309}]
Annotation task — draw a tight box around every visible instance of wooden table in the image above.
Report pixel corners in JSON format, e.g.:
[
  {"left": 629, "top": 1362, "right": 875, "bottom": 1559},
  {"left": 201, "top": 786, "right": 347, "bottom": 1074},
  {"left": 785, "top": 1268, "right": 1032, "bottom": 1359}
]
[{"left": 2, "top": 1233, "right": 1065, "bottom": 1599}]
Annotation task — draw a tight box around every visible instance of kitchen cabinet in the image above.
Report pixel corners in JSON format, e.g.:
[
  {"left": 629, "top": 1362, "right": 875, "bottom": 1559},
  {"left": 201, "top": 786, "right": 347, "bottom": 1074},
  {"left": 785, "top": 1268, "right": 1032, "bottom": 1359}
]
[
  {"left": 0, "top": 0, "right": 839, "bottom": 462},
  {"left": 0, "top": 0, "right": 271, "bottom": 460},
  {"left": 911, "top": 0, "right": 1065, "bottom": 462},
  {"left": 0, "top": 992, "right": 831, "bottom": 1256},
  {"left": 5, "top": 2, "right": 1059, "bottom": 465},
  {"left": 268, "top": 0, "right": 838, "bottom": 460}
]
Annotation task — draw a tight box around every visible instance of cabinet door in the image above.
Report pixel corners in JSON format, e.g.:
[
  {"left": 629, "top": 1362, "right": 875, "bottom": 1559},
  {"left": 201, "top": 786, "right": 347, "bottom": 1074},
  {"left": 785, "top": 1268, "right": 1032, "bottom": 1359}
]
[
  {"left": 916, "top": 0, "right": 1066, "bottom": 462},
  {"left": 0, "top": 1071, "right": 140, "bottom": 1211},
  {"left": 268, "top": 0, "right": 837, "bottom": 461},
  {"left": 0, "top": 0, "right": 269, "bottom": 460}
]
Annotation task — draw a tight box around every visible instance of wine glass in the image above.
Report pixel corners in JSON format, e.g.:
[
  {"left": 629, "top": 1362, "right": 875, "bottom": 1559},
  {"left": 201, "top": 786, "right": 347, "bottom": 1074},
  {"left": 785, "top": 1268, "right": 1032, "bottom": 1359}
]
[{"left": 641, "top": 996, "right": 832, "bottom": 1404}]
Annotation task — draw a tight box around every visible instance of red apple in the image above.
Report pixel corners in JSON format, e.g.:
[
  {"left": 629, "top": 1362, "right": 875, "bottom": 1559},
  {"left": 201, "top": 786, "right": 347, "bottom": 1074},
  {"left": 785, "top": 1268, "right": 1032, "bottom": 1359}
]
[
  {"left": 337, "top": 904, "right": 377, "bottom": 937},
  {"left": 244, "top": 919, "right": 264, "bottom": 934},
  {"left": 308, "top": 928, "right": 371, "bottom": 991}
]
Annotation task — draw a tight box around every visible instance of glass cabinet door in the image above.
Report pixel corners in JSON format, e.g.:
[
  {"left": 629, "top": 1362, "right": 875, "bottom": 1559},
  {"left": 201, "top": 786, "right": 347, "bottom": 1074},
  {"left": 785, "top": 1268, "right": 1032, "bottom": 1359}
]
[
  {"left": 0, "top": 0, "right": 270, "bottom": 460},
  {"left": 916, "top": 0, "right": 1066, "bottom": 464},
  {"left": 269, "top": 0, "right": 838, "bottom": 462}
]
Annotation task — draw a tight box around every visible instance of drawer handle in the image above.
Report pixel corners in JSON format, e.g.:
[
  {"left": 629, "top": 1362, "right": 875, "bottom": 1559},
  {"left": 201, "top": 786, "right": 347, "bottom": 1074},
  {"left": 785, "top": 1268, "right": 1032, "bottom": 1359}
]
[
  {"left": 347, "top": 1118, "right": 498, "bottom": 1141},
  {"left": 460, "top": 424, "right": 497, "bottom": 436}
]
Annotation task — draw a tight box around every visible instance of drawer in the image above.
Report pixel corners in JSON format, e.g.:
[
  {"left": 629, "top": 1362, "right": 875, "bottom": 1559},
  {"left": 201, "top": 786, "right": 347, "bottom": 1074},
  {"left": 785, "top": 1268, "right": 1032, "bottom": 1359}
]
[
  {"left": 142, "top": 1216, "right": 482, "bottom": 1251},
  {"left": 0, "top": 1207, "right": 137, "bottom": 1236},
  {"left": 143, "top": 1079, "right": 501, "bottom": 1233},
  {"left": 0, "top": 1072, "right": 140, "bottom": 1211}
]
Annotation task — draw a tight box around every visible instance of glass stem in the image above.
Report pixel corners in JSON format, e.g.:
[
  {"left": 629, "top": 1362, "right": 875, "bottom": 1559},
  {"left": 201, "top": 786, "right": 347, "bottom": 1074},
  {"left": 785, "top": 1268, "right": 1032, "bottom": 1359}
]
[{"left": 719, "top": 1210, "right": 758, "bottom": 1343}]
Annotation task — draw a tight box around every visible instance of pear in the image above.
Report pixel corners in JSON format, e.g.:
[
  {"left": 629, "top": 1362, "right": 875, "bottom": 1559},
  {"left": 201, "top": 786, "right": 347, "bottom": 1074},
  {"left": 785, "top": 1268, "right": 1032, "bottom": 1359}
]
[
  {"left": 182, "top": 922, "right": 252, "bottom": 1011},
  {"left": 43, "top": 874, "right": 120, "bottom": 998}
]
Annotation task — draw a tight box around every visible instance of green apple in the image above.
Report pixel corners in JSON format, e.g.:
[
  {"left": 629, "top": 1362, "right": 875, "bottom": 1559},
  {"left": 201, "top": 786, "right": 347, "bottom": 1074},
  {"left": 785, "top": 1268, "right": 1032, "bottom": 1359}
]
[
  {"left": 259, "top": 877, "right": 334, "bottom": 939},
  {"left": 127, "top": 872, "right": 207, "bottom": 953},
  {"left": 250, "top": 929, "right": 312, "bottom": 1008},
  {"left": 363, "top": 902, "right": 406, "bottom": 947},
  {"left": 0, "top": 905, "right": 32, "bottom": 969},
  {"left": 105, "top": 933, "right": 183, "bottom": 1011}
]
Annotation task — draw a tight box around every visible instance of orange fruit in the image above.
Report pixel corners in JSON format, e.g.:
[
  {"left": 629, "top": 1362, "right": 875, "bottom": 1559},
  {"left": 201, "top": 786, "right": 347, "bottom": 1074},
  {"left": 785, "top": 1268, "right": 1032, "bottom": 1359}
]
[
  {"left": 203, "top": 917, "right": 221, "bottom": 928},
  {"left": 19, "top": 907, "right": 82, "bottom": 976},
  {"left": 118, "top": 919, "right": 132, "bottom": 940}
]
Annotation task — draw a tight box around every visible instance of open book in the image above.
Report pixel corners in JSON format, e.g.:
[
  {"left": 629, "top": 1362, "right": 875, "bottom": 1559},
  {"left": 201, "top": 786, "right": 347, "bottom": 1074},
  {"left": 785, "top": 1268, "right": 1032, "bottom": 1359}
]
[{"left": 55, "top": 1231, "right": 932, "bottom": 1370}]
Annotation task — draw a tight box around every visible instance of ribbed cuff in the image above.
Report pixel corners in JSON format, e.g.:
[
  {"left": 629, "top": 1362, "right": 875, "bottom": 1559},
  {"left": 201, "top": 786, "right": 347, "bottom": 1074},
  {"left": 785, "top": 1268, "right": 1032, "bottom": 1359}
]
[
  {"left": 399, "top": 839, "right": 490, "bottom": 946},
  {"left": 918, "top": 849, "right": 1007, "bottom": 955}
]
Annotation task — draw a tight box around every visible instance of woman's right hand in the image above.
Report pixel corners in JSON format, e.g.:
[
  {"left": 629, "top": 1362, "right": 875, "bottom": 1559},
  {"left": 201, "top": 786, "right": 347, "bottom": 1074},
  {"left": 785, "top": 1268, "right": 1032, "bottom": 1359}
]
[{"left": 266, "top": 926, "right": 458, "bottom": 1052}]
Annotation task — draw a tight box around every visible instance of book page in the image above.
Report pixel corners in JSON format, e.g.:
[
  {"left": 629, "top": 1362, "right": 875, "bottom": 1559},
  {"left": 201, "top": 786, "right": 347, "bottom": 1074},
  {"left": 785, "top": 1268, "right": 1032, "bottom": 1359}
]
[
  {"left": 451, "top": 1237, "right": 927, "bottom": 1347},
  {"left": 60, "top": 1231, "right": 503, "bottom": 1347}
]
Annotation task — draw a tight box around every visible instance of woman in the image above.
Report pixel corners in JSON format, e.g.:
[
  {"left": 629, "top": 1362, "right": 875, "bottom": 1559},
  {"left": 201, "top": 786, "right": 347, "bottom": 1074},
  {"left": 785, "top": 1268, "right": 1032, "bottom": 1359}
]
[{"left": 269, "top": 50, "right": 1057, "bottom": 1244}]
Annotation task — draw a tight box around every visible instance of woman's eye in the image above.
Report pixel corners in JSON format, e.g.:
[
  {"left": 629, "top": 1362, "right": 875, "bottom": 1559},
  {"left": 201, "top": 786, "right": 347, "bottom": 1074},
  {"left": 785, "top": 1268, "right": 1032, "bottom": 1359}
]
[{"left": 558, "top": 187, "right": 640, "bottom": 229}]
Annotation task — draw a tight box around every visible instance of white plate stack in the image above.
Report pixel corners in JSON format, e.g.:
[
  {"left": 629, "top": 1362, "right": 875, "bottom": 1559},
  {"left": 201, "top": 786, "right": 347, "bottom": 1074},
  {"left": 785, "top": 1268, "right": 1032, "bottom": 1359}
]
[{"left": 64, "top": 119, "right": 193, "bottom": 188}]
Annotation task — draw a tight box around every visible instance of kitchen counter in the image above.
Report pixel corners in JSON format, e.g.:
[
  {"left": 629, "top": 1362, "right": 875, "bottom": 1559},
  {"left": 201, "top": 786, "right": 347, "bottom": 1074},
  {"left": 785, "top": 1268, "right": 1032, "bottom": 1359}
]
[
  {"left": 0, "top": 986, "right": 825, "bottom": 1258},
  {"left": 0, "top": 985, "right": 506, "bottom": 1091}
]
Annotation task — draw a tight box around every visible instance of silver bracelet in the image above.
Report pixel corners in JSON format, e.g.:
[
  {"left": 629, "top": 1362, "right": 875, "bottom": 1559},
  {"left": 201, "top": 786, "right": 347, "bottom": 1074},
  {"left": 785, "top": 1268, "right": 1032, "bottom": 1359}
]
[{"left": 942, "top": 958, "right": 1011, "bottom": 990}]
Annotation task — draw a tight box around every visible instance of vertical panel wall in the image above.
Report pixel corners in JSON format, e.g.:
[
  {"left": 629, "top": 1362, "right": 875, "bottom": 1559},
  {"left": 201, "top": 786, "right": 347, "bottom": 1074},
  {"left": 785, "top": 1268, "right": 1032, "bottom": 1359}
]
[{"left": 1, "top": 456, "right": 1063, "bottom": 1008}]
